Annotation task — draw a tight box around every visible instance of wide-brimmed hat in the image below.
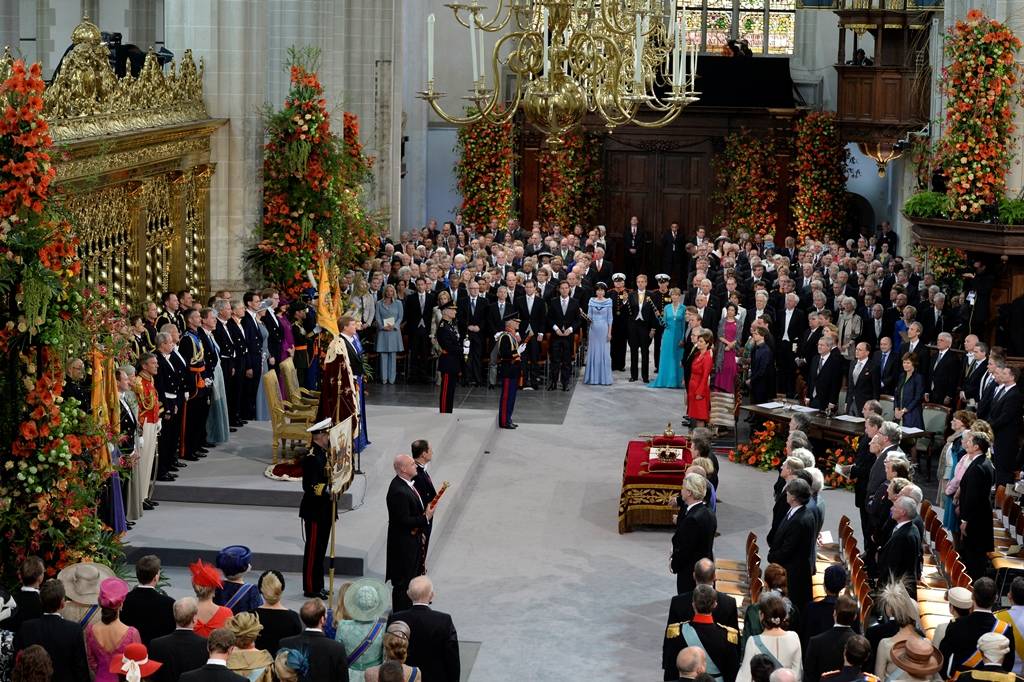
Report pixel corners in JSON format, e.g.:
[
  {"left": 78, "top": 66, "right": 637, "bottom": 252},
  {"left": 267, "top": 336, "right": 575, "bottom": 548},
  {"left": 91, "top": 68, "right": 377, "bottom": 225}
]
[
  {"left": 98, "top": 577, "right": 130, "bottom": 609},
  {"left": 189, "top": 559, "right": 223, "bottom": 589},
  {"left": 216, "top": 545, "right": 253, "bottom": 576},
  {"left": 57, "top": 562, "right": 116, "bottom": 604},
  {"left": 891, "top": 637, "right": 943, "bottom": 678},
  {"left": 274, "top": 648, "right": 309, "bottom": 682},
  {"left": 227, "top": 611, "right": 263, "bottom": 640},
  {"left": 109, "top": 642, "right": 162, "bottom": 681},
  {"left": 343, "top": 578, "right": 390, "bottom": 622}
]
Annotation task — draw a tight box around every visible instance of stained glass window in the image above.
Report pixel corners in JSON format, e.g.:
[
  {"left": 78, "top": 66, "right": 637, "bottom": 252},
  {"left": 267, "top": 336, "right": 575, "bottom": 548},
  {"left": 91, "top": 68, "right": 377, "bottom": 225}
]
[{"left": 679, "top": 0, "right": 795, "bottom": 55}]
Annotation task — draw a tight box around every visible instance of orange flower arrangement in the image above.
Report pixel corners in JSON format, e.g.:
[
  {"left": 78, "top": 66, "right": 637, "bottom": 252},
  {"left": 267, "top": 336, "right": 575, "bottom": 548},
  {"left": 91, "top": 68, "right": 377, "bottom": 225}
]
[{"left": 729, "top": 419, "right": 786, "bottom": 471}]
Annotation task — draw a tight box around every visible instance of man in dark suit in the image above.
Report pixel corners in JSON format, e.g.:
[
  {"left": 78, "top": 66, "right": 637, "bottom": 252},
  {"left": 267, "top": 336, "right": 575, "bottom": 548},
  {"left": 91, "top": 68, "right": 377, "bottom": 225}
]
[
  {"left": 180, "top": 628, "right": 250, "bottom": 682},
  {"left": 623, "top": 215, "right": 645, "bottom": 282},
  {"left": 627, "top": 274, "right": 658, "bottom": 383},
  {"left": 0, "top": 555, "right": 44, "bottom": 632},
  {"left": 404, "top": 277, "right": 436, "bottom": 384},
  {"left": 845, "top": 342, "right": 877, "bottom": 416},
  {"left": 776, "top": 294, "right": 808, "bottom": 398},
  {"left": 851, "top": 415, "right": 883, "bottom": 555},
  {"left": 517, "top": 279, "right": 547, "bottom": 390},
  {"left": 663, "top": 559, "right": 739, "bottom": 635},
  {"left": 861, "top": 303, "right": 892, "bottom": 350},
  {"left": 958, "top": 433, "right": 997, "bottom": 580},
  {"left": 13, "top": 579, "right": 90, "bottom": 682},
  {"left": 462, "top": 280, "right": 489, "bottom": 387},
  {"left": 120, "top": 555, "right": 175, "bottom": 645},
  {"left": 214, "top": 301, "right": 242, "bottom": 428},
  {"left": 661, "top": 222, "right": 686, "bottom": 284},
  {"left": 939, "top": 578, "right": 1014, "bottom": 678},
  {"left": 820, "top": 634, "right": 873, "bottom": 682},
  {"left": 547, "top": 280, "right": 581, "bottom": 391},
  {"left": 388, "top": 576, "right": 461, "bottom": 682},
  {"left": 961, "top": 342, "right": 988, "bottom": 406},
  {"left": 585, "top": 246, "right": 613, "bottom": 288},
  {"left": 767, "top": 478, "right": 817, "bottom": 611},
  {"left": 987, "top": 365, "right": 1022, "bottom": 486},
  {"left": 803, "top": 595, "right": 860, "bottom": 682},
  {"left": 239, "top": 293, "right": 264, "bottom": 420},
  {"left": 662, "top": 585, "right": 740, "bottom": 682},
  {"left": 259, "top": 288, "right": 284, "bottom": 370},
  {"left": 278, "top": 601, "right": 349, "bottom": 681},
  {"left": 807, "top": 336, "right": 844, "bottom": 410},
  {"left": 873, "top": 336, "right": 900, "bottom": 396},
  {"left": 148, "top": 597, "right": 210, "bottom": 682},
  {"left": 876, "top": 497, "right": 923, "bottom": 598},
  {"left": 920, "top": 292, "right": 953, "bottom": 344},
  {"left": 926, "top": 332, "right": 960, "bottom": 407},
  {"left": 671, "top": 474, "right": 717, "bottom": 595},
  {"left": 386, "top": 454, "right": 432, "bottom": 612}
]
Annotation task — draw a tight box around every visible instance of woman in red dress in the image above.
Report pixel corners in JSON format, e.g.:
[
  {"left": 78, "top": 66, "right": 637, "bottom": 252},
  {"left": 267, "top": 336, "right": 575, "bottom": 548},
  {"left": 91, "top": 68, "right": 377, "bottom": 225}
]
[{"left": 687, "top": 329, "right": 714, "bottom": 427}]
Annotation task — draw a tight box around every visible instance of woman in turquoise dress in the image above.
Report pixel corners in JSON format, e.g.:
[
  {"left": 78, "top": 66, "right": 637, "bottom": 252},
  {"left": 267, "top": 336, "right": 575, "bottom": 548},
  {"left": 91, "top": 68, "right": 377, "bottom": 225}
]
[
  {"left": 335, "top": 579, "right": 389, "bottom": 681},
  {"left": 254, "top": 307, "right": 271, "bottom": 421},
  {"left": 649, "top": 287, "right": 685, "bottom": 388},
  {"left": 205, "top": 314, "right": 230, "bottom": 444},
  {"left": 583, "top": 283, "right": 613, "bottom": 385},
  {"left": 713, "top": 303, "right": 740, "bottom": 393}
]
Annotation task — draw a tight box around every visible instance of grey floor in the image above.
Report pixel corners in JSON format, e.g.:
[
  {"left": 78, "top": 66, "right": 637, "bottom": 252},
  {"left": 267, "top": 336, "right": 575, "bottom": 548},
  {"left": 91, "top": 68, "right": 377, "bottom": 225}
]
[{"left": 125, "top": 359, "right": 863, "bottom": 681}]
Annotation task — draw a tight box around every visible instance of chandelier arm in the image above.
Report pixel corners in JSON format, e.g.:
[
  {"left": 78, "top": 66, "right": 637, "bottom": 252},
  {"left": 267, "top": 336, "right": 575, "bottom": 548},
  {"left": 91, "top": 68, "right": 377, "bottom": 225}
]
[
  {"left": 622, "top": 105, "right": 688, "bottom": 128},
  {"left": 472, "top": 0, "right": 517, "bottom": 32},
  {"left": 424, "top": 96, "right": 495, "bottom": 126}
]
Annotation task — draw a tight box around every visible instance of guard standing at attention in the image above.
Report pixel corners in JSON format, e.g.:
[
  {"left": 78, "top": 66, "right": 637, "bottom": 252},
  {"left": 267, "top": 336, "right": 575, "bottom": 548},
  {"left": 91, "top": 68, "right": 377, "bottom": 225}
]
[
  {"left": 300, "top": 417, "right": 334, "bottom": 599},
  {"left": 436, "top": 302, "right": 461, "bottom": 414},
  {"left": 496, "top": 313, "right": 523, "bottom": 430}
]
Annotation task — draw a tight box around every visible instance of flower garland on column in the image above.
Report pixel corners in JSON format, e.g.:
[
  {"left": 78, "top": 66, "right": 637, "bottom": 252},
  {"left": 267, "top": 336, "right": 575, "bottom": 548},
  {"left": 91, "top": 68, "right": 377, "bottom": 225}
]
[
  {"left": 537, "top": 131, "right": 604, "bottom": 229},
  {"left": 252, "top": 47, "right": 377, "bottom": 299},
  {"left": 937, "top": 9, "right": 1023, "bottom": 221},
  {"left": 0, "top": 58, "right": 124, "bottom": 582},
  {"left": 792, "top": 112, "right": 851, "bottom": 243},
  {"left": 712, "top": 129, "right": 780, "bottom": 236},
  {"left": 455, "top": 110, "right": 517, "bottom": 227}
]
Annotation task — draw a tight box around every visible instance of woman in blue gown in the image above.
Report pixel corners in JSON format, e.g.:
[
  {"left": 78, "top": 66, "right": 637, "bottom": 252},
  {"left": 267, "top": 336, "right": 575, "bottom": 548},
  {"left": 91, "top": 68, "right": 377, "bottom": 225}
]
[
  {"left": 649, "top": 287, "right": 685, "bottom": 388},
  {"left": 584, "top": 283, "right": 613, "bottom": 385},
  {"left": 254, "top": 307, "right": 271, "bottom": 421}
]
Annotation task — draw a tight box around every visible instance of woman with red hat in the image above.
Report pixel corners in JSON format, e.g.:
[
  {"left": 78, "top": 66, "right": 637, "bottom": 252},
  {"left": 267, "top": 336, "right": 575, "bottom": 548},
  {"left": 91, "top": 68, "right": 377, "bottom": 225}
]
[
  {"left": 190, "top": 560, "right": 233, "bottom": 638},
  {"left": 109, "top": 642, "right": 162, "bottom": 682},
  {"left": 85, "top": 578, "right": 141, "bottom": 682}
]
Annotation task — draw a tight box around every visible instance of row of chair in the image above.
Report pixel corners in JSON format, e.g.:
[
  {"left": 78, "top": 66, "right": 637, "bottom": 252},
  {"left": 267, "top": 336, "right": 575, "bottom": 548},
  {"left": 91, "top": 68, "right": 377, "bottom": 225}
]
[
  {"left": 264, "top": 358, "right": 321, "bottom": 463},
  {"left": 716, "top": 532, "right": 762, "bottom": 632},
  {"left": 988, "top": 485, "right": 1024, "bottom": 594}
]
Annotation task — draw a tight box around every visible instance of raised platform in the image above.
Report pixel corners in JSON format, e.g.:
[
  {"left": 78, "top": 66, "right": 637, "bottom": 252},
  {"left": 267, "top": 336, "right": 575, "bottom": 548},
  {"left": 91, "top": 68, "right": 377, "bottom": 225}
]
[{"left": 124, "top": 403, "right": 497, "bottom": 579}]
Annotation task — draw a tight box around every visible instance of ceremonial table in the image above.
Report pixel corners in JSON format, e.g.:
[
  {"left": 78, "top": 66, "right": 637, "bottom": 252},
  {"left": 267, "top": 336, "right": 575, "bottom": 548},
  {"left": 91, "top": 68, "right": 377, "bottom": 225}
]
[
  {"left": 739, "top": 402, "right": 935, "bottom": 449},
  {"left": 618, "top": 438, "right": 693, "bottom": 533}
]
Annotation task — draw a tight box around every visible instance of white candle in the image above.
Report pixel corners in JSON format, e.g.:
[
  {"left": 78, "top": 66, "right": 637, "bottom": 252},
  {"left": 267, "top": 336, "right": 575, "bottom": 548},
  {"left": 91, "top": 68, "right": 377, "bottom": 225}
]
[
  {"left": 469, "top": 14, "right": 479, "bottom": 84},
  {"left": 427, "top": 14, "right": 435, "bottom": 83},
  {"left": 542, "top": 7, "right": 550, "bottom": 76},
  {"left": 563, "top": 28, "right": 569, "bottom": 73},
  {"left": 478, "top": 21, "right": 486, "bottom": 82},
  {"left": 633, "top": 13, "right": 643, "bottom": 83},
  {"left": 674, "top": 17, "right": 682, "bottom": 86}
]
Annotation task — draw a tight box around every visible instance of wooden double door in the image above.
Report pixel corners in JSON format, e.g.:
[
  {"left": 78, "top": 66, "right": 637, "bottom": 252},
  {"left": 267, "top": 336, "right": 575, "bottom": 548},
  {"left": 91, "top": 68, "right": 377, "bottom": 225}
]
[{"left": 604, "top": 143, "right": 713, "bottom": 278}]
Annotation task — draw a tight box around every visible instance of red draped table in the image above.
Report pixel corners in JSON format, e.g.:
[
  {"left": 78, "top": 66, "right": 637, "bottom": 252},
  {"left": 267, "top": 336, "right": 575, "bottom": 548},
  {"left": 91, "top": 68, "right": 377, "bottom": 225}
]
[{"left": 618, "top": 438, "right": 693, "bottom": 533}]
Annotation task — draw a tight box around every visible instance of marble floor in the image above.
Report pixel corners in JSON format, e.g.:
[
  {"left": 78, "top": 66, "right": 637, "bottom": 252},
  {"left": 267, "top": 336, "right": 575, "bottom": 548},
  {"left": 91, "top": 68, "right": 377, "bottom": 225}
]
[{"left": 124, "top": 359, "right": 863, "bottom": 680}]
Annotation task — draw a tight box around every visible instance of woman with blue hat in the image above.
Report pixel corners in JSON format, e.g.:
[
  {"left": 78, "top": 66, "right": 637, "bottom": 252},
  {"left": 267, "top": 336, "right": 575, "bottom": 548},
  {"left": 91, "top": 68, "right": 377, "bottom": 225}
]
[
  {"left": 335, "top": 579, "right": 390, "bottom": 681},
  {"left": 214, "top": 545, "right": 263, "bottom": 614}
]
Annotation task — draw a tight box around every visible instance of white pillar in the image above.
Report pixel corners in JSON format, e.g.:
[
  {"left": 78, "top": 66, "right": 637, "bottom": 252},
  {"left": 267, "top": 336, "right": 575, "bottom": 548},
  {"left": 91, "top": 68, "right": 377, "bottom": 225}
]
[
  {"left": 165, "top": 0, "right": 268, "bottom": 292},
  {"left": 401, "top": 0, "right": 428, "bottom": 236}
]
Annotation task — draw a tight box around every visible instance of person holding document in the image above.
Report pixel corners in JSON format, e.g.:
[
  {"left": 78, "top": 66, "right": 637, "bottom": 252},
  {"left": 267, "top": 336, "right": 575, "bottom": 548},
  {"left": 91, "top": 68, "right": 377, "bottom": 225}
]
[{"left": 375, "top": 284, "right": 404, "bottom": 384}]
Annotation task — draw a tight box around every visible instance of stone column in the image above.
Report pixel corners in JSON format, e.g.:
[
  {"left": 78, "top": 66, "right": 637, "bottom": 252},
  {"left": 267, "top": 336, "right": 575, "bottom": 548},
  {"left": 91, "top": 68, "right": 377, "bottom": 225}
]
[
  {"left": 127, "top": 0, "right": 156, "bottom": 49},
  {"left": 401, "top": 0, "right": 428, "bottom": 235},
  {"left": 165, "top": 0, "right": 268, "bottom": 293},
  {"left": 0, "top": 1, "right": 17, "bottom": 54}
]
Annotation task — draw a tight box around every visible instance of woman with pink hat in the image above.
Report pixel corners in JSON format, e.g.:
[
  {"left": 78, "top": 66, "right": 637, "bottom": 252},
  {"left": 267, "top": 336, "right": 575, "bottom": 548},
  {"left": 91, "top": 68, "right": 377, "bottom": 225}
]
[
  {"left": 85, "top": 577, "right": 141, "bottom": 682},
  {"left": 108, "top": 642, "right": 162, "bottom": 682}
]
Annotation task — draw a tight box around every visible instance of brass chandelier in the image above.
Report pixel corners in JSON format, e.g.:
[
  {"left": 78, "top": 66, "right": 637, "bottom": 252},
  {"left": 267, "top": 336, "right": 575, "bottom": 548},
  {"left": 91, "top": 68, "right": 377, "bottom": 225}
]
[{"left": 419, "top": 0, "right": 701, "bottom": 146}]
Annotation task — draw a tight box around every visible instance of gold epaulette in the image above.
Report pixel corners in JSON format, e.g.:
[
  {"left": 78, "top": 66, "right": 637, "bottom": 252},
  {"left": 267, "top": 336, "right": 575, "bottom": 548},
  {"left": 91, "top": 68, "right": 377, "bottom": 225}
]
[
  {"left": 666, "top": 622, "right": 681, "bottom": 639},
  {"left": 718, "top": 623, "right": 739, "bottom": 644}
]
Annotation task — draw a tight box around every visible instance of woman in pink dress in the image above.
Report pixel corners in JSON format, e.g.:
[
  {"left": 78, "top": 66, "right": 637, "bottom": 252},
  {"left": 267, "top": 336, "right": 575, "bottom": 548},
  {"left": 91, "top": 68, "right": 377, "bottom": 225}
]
[
  {"left": 85, "top": 578, "right": 140, "bottom": 682},
  {"left": 713, "top": 303, "right": 740, "bottom": 393}
]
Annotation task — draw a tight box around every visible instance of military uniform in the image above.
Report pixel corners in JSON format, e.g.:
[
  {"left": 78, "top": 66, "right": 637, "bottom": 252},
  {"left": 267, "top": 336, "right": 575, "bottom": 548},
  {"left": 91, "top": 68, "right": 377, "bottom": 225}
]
[
  {"left": 436, "top": 318, "right": 462, "bottom": 414},
  {"left": 610, "top": 283, "right": 630, "bottom": 370},
  {"left": 300, "top": 437, "right": 334, "bottom": 597},
  {"left": 178, "top": 327, "right": 213, "bottom": 460},
  {"left": 156, "top": 308, "right": 185, "bottom": 334},
  {"left": 662, "top": 613, "right": 739, "bottom": 682},
  {"left": 820, "top": 667, "right": 879, "bottom": 682},
  {"left": 956, "top": 664, "right": 1024, "bottom": 682},
  {"left": 291, "top": 318, "right": 313, "bottom": 385},
  {"left": 495, "top": 326, "right": 521, "bottom": 429}
]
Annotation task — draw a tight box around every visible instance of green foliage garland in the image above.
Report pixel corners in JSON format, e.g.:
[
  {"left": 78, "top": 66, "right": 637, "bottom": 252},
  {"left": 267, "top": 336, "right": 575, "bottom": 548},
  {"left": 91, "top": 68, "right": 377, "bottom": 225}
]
[
  {"left": 537, "top": 131, "right": 603, "bottom": 229},
  {"left": 250, "top": 47, "right": 377, "bottom": 298},
  {"left": 455, "top": 110, "right": 517, "bottom": 227},
  {"left": 712, "top": 129, "right": 780, "bottom": 237}
]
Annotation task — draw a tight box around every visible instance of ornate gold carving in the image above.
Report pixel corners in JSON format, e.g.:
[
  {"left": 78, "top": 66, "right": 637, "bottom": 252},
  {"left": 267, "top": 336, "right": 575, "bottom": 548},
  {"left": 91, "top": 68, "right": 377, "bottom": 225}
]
[
  {"left": 42, "top": 17, "right": 208, "bottom": 142},
  {"left": 55, "top": 135, "right": 211, "bottom": 182}
]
